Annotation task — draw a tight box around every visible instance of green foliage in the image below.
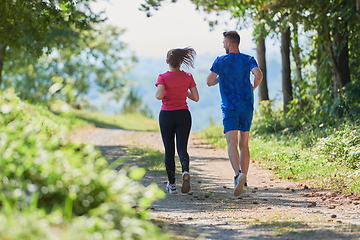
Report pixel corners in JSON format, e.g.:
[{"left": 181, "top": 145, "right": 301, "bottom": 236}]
[
  {"left": 250, "top": 129, "right": 360, "bottom": 193},
  {"left": 198, "top": 108, "right": 360, "bottom": 193},
  {"left": 3, "top": 24, "right": 137, "bottom": 108},
  {"left": 0, "top": 89, "right": 168, "bottom": 239},
  {"left": 252, "top": 88, "right": 360, "bottom": 143},
  {"left": 251, "top": 100, "right": 283, "bottom": 135},
  {"left": 0, "top": 209, "right": 52, "bottom": 239},
  {"left": 122, "top": 89, "right": 154, "bottom": 118},
  {"left": 342, "top": 81, "right": 360, "bottom": 119},
  {"left": 0, "top": 0, "right": 101, "bottom": 60},
  {"left": 315, "top": 127, "right": 360, "bottom": 170},
  {"left": 0, "top": 206, "right": 171, "bottom": 240},
  {"left": 253, "top": 107, "right": 360, "bottom": 192},
  {"left": 140, "top": 0, "right": 360, "bottom": 121}
]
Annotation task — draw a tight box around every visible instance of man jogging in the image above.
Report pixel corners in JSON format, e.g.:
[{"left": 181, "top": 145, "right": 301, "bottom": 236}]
[{"left": 207, "top": 31, "right": 263, "bottom": 196}]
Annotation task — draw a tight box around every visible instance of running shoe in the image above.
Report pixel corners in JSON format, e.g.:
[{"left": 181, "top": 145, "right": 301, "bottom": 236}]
[
  {"left": 234, "top": 172, "right": 247, "bottom": 196},
  {"left": 181, "top": 171, "right": 191, "bottom": 193},
  {"left": 166, "top": 182, "right": 178, "bottom": 194}
]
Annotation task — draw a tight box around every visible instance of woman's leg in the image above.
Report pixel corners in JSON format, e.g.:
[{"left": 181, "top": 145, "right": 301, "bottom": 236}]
[
  {"left": 159, "top": 110, "right": 176, "bottom": 184},
  {"left": 174, "top": 109, "right": 192, "bottom": 173}
]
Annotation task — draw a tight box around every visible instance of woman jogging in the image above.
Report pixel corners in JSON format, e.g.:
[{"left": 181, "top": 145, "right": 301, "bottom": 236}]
[{"left": 155, "top": 47, "right": 199, "bottom": 194}]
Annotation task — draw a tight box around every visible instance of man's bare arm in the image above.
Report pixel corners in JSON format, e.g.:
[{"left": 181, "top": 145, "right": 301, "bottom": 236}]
[
  {"left": 251, "top": 67, "right": 263, "bottom": 90},
  {"left": 207, "top": 71, "right": 219, "bottom": 86}
]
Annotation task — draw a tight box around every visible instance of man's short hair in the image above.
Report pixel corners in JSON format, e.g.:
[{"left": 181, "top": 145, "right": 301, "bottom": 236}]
[{"left": 223, "top": 31, "right": 240, "bottom": 45}]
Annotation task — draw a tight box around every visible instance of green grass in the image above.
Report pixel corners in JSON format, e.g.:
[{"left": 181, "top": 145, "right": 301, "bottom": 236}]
[
  {"left": 196, "top": 122, "right": 360, "bottom": 194},
  {"left": 75, "top": 111, "right": 159, "bottom": 131},
  {"left": 128, "top": 147, "right": 165, "bottom": 171},
  {"left": 250, "top": 136, "right": 360, "bottom": 193},
  {"left": 124, "top": 147, "right": 181, "bottom": 175},
  {"left": 195, "top": 123, "right": 227, "bottom": 149}
]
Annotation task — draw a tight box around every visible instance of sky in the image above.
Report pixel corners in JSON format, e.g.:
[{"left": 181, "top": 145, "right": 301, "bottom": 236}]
[{"left": 90, "top": 0, "right": 270, "bottom": 58}]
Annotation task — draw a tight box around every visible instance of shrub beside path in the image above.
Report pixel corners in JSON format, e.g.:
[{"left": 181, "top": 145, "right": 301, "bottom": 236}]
[{"left": 71, "top": 127, "right": 360, "bottom": 240}]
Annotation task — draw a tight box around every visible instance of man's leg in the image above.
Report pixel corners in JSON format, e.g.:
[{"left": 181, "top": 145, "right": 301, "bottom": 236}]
[
  {"left": 225, "top": 130, "right": 250, "bottom": 175},
  {"left": 225, "top": 130, "right": 240, "bottom": 175},
  {"left": 227, "top": 130, "right": 248, "bottom": 196},
  {"left": 239, "top": 131, "right": 250, "bottom": 175}
]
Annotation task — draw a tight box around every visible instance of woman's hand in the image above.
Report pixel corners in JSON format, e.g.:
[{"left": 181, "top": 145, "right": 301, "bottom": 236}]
[{"left": 187, "top": 87, "right": 199, "bottom": 102}]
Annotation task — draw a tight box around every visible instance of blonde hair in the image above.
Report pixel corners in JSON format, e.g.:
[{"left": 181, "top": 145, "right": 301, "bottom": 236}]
[{"left": 166, "top": 47, "right": 196, "bottom": 69}]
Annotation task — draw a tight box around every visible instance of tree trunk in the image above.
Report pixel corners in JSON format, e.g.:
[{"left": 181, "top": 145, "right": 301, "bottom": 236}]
[
  {"left": 0, "top": 44, "right": 6, "bottom": 86},
  {"left": 324, "top": 23, "right": 350, "bottom": 96},
  {"left": 281, "top": 27, "right": 292, "bottom": 114},
  {"left": 291, "top": 23, "right": 302, "bottom": 83},
  {"left": 332, "top": 32, "right": 351, "bottom": 94},
  {"left": 256, "top": 36, "right": 269, "bottom": 102}
]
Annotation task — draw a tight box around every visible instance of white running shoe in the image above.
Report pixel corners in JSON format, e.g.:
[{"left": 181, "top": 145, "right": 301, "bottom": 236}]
[
  {"left": 181, "top": 171, "right": 191, "bottom": 193},
  {"left": 166, "top": 182, "right": 178, "bottom": 194},
  {"left": 234, "top": 173, "right": 247, "bottom": 196}
]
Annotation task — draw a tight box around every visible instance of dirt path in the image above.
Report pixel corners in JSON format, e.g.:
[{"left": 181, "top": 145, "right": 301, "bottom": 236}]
[{"left": 71, "top": 128, "right": 360, "bottom": 240}]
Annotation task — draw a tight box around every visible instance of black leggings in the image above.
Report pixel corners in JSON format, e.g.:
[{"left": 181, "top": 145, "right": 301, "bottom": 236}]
[{"left": 159, "top": 109, "right": 192, "bottom": 184}]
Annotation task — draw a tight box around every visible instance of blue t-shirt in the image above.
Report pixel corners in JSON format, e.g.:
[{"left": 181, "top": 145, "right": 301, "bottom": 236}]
[{"left": 210, "top": 53, "right": 258, "bottom": 111}]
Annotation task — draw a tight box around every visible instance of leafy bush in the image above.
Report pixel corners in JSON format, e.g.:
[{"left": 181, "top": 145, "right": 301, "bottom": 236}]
[
  {"left": 0, "top": 205, "right": 171, "bottom": 240},
  {"left": 314, "top": 126, "right": 360, "bottom": 170},
  {"left": 343, "top": 81, "right": 360, "bottom": 119},
  {"left": 252, "top": 100, "right": 283, "bottom": 135},
  {"left": 0, "top": 89, "right": 168, "bottom": 239}
]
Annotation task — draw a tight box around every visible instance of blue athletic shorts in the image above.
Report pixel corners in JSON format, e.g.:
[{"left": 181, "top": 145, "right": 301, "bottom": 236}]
[{"left": 222, "top": 109, "right": 254, "bottom": 133}]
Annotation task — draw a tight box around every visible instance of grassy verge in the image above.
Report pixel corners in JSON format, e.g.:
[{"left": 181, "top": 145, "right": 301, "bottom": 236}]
[
  {"left": 128, "top": 148, "right": 165, "bottom": 170},
  {"left": 196, "top": 122, "right": 360, "bottom": 194},
  {"left": 75, "top": 111, "right": 159, "bottom": 131}
]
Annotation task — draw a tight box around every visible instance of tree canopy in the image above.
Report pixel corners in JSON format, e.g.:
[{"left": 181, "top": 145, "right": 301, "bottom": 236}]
[
  {"left": 1, "top": 0, "right": 138, "bottom": 111},
  {"left": 140, "top": 0, "right": 360, "bottom": 122},
  {"left": 0, "top": 0, "right": 101, "bottom": 57},
  {"left": 3, "top": 24, "right": 137, "bottom": 108},
  {"left": 0, "top": 0, "right": 103, "bottom": 85}
]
